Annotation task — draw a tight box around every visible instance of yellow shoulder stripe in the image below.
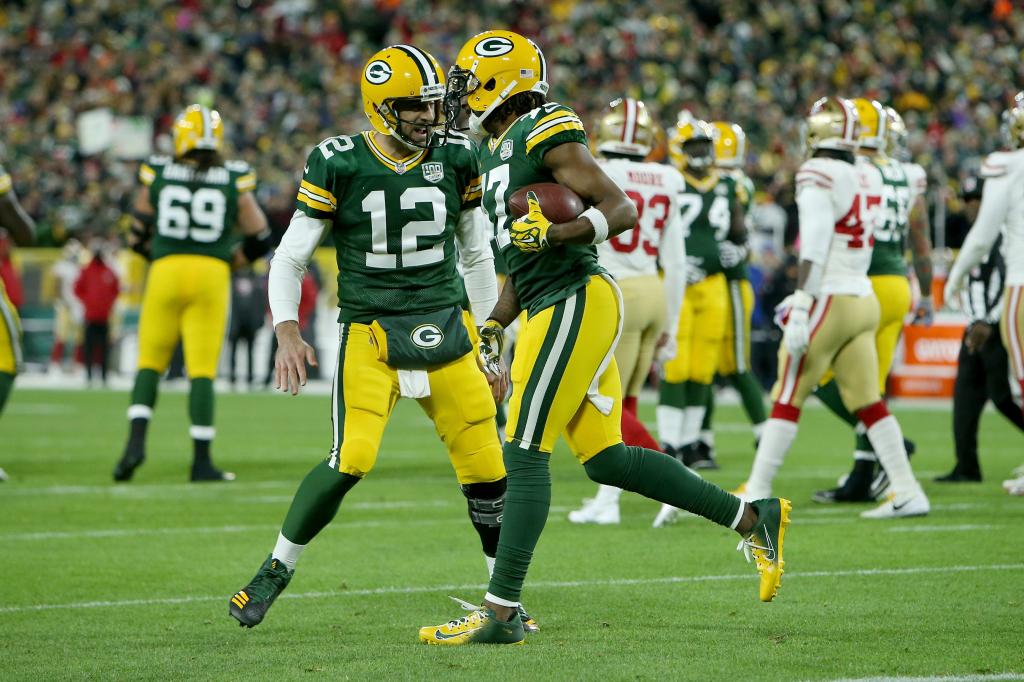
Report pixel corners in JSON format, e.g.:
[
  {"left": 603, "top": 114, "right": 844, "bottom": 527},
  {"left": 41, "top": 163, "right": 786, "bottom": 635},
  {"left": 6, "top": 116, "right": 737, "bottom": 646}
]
[
  {"left": 139, "top": 164, "right": 156, "bottom": 186},
  {"left": 532, "top": 109, "right": 579, "bottom": 130},
  {"left": 525, "top": 121, "right": 585, "bottom": 153},
  {"left": 236, "top": 172, "right": 257, "bottom": 192},
  {"left": 300, "top": 180, "right": 336, "bottom": 207},
  {"left": 297, "top": 192, "right": 334, "bottom": 213},
  {"left": 527, "top": 115, "right": 582, "bottom": 141},
  {"left": 0, "top": 174, "right": 10, "bottom": 195}
]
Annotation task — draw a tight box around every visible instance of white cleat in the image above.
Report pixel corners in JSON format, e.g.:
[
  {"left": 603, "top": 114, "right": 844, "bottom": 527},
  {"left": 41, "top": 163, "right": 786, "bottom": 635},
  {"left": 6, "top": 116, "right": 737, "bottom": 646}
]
[
  {"left": 568, "top": 498, "right": 620, "bottom": 525},
  {"left": 0, "top": 467, "right": 7, "bottom": 482},
  {"left": 860, "top": 491, "right": 930, "bottom": 519},
  {"left": 1002, "top": 475, "right": 1024, "bottom": 496},
  {"left": 652, "top": 503, "right": 680, "bottom": 528}
]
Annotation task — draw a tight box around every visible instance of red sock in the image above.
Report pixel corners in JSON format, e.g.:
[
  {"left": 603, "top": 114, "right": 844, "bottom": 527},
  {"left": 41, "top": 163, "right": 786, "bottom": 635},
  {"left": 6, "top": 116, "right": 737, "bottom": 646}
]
[
  {"left": 623, "top": 395, "right": 638, "bottom": 417},
  {"left": 621, "top": 408, "right": 660, "bottom": 450},
  {"left": 51, "top": 341, "right": 64, "bottom": 363}
]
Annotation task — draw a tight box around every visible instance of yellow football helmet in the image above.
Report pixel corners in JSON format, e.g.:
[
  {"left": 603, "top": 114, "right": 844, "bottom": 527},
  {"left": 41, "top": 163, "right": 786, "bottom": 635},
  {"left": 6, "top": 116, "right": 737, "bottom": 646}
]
[
  {"left": 711, "top": 121, "right": 747, "bottom": 169},
  {"left": 446, "top": 30, "right": 549, "bottom": 135},
  {"left": 850, "top": 98, "right": 887, "bottom": 150},
  {"left": 885, "top": 106, "right": 910, "bottom": 161},
  {"left": 1001, "top": 91, "right": 1024, "bottom": 150},
  {"left": 361, "top": 44, "right": 447, "bottom": 149},
  {"left": 668, "top": 118, "right": 716, "bottom": 172},
  {"left": 593, "top": 98, "right": 658, "bottom": 157},
  {"left": 801, "top": 96, "right": 860, "bottom": 154},
  {"left": 172, "top": 104, "right": 223, "bottom": 158}
]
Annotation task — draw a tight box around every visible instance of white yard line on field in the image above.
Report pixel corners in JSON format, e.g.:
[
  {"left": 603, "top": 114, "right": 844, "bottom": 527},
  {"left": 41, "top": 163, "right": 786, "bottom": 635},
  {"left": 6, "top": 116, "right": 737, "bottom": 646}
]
[
  {"left": 1, "top": 562, "right": 1021, "bottom": 615},
  {"left": 828, "top": 674, "right": 1024, "bottom": 682}
]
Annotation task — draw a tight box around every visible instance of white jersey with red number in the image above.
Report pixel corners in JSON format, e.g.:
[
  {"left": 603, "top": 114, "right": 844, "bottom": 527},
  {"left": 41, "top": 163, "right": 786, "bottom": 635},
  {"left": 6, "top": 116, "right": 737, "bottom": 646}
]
[
  {"left": 596, "top": 158, "right": 686, "bottom": 280},
  {"left": 794, "top": 156, "right": 884, "bottom": 297},
  {"left": 962, "top": 148, "right": 1024, "bottom": 286}
]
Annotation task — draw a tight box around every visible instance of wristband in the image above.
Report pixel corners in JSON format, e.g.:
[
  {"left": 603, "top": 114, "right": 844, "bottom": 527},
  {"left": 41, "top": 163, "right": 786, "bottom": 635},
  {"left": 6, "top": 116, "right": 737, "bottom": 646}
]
[{"left": 582, "top": 206, "right": 609, "bottom": 244}]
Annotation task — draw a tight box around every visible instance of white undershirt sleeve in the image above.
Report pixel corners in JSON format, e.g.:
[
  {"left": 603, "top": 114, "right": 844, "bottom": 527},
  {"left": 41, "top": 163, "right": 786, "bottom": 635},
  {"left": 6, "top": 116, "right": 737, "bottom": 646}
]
[
  {"left": 948, "top": 172, "right": 1012, "bottom": 286},
  {"left": 455, "top": 207, "right": 499, "bottom": 322},
  {"left": 795, "top": 184, "right": 835, "bottom": 296},
  {"left": 268, "top": 210, "right": 330, "bottom": 327},
  {"left": 659, "top": 208, "right": 687, "bottom": 337}
]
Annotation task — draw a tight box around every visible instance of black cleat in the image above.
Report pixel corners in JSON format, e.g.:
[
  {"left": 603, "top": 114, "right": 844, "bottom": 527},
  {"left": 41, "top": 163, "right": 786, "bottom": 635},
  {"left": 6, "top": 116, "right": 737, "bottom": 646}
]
[
  {"left": 811, "top": 484, "right": 876, "bottom": 504},
  {"left": 934, "top": 469, "right": 982, "bottom": 483},
  {"left": 191, "top": 462, "right": 236, "bottom": 482},
  {"left": 684, "top": 442, "right": 719, "bottom": 470},
  {"left": 113, "top": 448, "right": 146, "bottom": 482},
  {"left": 230, "top": 555, "right": 293, "bottom": 628}
]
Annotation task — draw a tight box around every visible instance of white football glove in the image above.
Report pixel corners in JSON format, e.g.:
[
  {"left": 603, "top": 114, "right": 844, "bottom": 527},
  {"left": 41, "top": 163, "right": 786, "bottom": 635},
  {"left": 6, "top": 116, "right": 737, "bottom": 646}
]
[
  {"left": 781, "top": 290, "right": 814, "bottom": 356},
  {"left": 719, "top": 241, "right": 748, "bottom": 268},
  {"left": 943, "top": 276, "right": 964, "bottom": 311}
]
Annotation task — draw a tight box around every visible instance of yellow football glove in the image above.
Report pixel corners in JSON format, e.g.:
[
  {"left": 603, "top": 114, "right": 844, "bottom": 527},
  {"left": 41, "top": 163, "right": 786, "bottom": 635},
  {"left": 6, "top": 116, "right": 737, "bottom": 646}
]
[
  {"left": 509, "top": 191, "right": 552, "bottom": 253},
  {"left": 478, "top": 319, "right": 505, "bottom": 375}
]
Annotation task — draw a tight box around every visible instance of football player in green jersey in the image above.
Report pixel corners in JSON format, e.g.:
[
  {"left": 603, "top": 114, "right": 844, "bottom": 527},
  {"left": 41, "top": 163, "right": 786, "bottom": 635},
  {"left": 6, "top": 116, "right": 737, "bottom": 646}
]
[
  {"left": 812, "top": 99, "right": 933, "bottom": 504},
  {"left": 0, "top": 161, "right": 38, "bottom": 482},
  {"left": 692, "top": 121, "right": 767, "bottom": 467},
  {"left": 420, "top": 30, "right": 791, "bottom": 646},
  {"left": 113, "top": 105, "right": 272, "bottom": 483},
  {"left": 228, "top": 44, "right": 544, "bottom": 633}
]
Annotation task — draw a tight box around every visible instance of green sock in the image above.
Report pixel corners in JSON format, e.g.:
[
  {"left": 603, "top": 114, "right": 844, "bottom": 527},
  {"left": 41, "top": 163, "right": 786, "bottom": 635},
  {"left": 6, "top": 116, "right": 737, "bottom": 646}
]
[
  {"left": 687, "top": 381, "right": 711, "bottom": 409},
  {"left": 585, "top": 443, "right": 741, "bottom": 527},
  {"left": 0, "top": 371, "right": 14, "bottom": 417},
  {"left": 281, "top": 460, "right": 362, "bottom": 544},
  {"left": 659, "top": 380, "right": 686, "bottom": 409},
  {"left": 814, "top": 379, "right": 858, "bottom": 427},
  {"left": 130, "top": 369, "right": 160, "bottom": 408},
  {"left": 487, "top": 444, "right": 551, "bottom": 604},
  {"left": 701, "top": 385, "right": 715, "bottom": 431},
  {"left": 189, "top": 378, "right": 214, "bottom": 426},
  {"left": 731, "top": 372, "right": 767, "bottom": 425}
]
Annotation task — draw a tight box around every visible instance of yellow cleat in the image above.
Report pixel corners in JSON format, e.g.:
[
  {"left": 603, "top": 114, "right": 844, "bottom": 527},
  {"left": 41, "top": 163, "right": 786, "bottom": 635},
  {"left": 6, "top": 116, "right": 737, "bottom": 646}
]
[
  {"left": 419, "top": 607, "right": 525, "bottom": 645},
  {"left": 738, "top": 498, "right": 792, "bottom": 602}
]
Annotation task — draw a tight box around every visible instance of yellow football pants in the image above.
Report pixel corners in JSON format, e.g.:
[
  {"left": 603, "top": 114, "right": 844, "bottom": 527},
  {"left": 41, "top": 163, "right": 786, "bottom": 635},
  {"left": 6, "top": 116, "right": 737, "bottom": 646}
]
[
  {"left": 136, "top": 255, "right": 230, "bottom": 378},
  {"left": 506, "top": 274, "right": 623, "bottom": 462},
  {"left": 773, "top": 293, "right": 881, "bottom": 411},
  {"left": 718, "top": 278, "right": 754, "bottom": 376},
  {"left": 614, "top": 274, "right": 665, "bottom": 397},
  {"left": 327, "top": 320, "right": 505, "bottom": 485},
  {"left": 664, "top": 273, "right": 727, "bottom": 384},
  {"left": 0, "top": 282, "right": 21, "bottom": 374}
]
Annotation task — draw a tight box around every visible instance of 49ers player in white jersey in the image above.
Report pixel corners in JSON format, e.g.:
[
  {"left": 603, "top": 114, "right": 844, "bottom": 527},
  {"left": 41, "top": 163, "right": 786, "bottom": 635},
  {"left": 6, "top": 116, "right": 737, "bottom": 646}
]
[
  {"left": 741, "top": 96, "right": 930, "bottom": 519},
  {"left": 569, "top": 97, "right": 687, "bottom": 525},
  {"left": 946, "top": 91, "right": 1024, "bottom": 494}
]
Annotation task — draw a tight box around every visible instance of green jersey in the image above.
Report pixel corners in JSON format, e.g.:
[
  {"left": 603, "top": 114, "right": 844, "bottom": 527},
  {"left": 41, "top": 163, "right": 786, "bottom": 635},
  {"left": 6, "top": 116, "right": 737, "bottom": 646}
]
[
  {"left": 679, "top": 171, "right": 739, "bottom": 280},
  {"left": 139, "top": 155, "right": 256, "bottom": 263},
  {"left": 0, "top": 162, "right": 10, "bottom": 196},
  {"left": 295, "top": 131, "right": 481, "bottom": 324},
  {"left": 722, "top": 170, "right": 753, "bottom": 281},
  {"left": 867, "top": 156, "right": 910, "bottom": 277},
  {"left": 477, "top": 103, "right": 604, "bottom": 316}
]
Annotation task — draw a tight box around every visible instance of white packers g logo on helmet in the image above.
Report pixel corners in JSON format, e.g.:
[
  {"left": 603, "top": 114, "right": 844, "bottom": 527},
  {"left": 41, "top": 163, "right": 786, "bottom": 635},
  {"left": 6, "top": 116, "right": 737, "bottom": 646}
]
[
  {"left": 364, "top": 60, "right": 393, "bottom": 85},
  {"left": 593, "top": 97, "right": 658, "bottom": 158},
  {"left": 446, "top": 30, "right": 549, "bottom": 136},
  {"left": 172, "top": 104, "right": 224, "bottom": 159},
  {"left": 474, "top": 36, "right": 515, "bottom": 57},
  {"left": 361, "top": 45, "right": 447, "bottom": 149}
]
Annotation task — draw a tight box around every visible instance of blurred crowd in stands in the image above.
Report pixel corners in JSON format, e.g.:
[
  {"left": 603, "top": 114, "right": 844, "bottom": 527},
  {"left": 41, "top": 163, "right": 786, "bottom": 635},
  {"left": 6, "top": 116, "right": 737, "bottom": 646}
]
[{"left": 1, "top": 0, "right": 1021, "bottom": 379}]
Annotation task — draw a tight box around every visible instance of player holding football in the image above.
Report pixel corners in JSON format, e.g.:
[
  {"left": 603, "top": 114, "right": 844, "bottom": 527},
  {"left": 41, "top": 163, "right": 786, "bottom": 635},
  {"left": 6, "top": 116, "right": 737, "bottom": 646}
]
[
  {"left": 420, "top": 31, "right": 790, "bottom": 646},
  {"left": 812, "top": 99, "right": 934, "bottom": 504},
  {"left": 694, "top": 121, "right": 767, "bottom": 465},
  {"left": 568, "top": 97, "right": 687, "bottom": 525},
  {"left": 0, "top": 161, "right": 38, "bottom": 481},
  {"left": 228, "top": 45, "right": 541, "bottom": 633},
  {"left": 112, "top": 105, "right": 271, "bottom": 483},
  {"left": 740, "top": 97, "right": 929, "bottom": 520},
  {"left": 945, "top": 91, "right": 1024, "bottom": 493}
]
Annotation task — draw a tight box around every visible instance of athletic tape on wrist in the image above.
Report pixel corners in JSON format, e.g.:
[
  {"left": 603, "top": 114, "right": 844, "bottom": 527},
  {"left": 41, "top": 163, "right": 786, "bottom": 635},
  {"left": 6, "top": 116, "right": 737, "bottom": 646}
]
[{"left": 582, "top": 207, "right": 610, "bottom": 244}]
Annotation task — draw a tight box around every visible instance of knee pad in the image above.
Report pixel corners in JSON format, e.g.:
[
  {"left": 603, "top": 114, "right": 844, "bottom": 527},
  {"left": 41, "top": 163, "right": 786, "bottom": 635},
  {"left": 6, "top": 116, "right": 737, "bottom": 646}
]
[{"left": 461, "top": 478, "right": 506, "bottom": 527}]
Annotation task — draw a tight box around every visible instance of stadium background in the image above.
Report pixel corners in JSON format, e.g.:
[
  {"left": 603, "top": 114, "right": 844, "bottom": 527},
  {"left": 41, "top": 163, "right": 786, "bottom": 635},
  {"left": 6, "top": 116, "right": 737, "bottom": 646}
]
[{"left": 2, "top": 0, "right": 1022, "bottom": 395}]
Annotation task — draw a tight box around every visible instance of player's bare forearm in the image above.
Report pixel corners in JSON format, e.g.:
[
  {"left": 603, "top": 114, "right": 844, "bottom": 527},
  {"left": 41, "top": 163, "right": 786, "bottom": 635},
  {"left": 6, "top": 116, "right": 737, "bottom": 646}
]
[
  {"left": 546, "top": 142, "right": 637, "bottom": 243},
  {"left": 0, "top": 194, "right": 36, "bottom": 246},
  {"left": 908, "top": 198, "right": 933, "bottom": 291},
  {"left": 274, "top": 320, "right": 318, "bottom": 395},
  {"left": 487, "top": 277, "right": 521, "bottom": 327},
  {"left": 727, "top": 198, "right": 747, "bottom": 244}
]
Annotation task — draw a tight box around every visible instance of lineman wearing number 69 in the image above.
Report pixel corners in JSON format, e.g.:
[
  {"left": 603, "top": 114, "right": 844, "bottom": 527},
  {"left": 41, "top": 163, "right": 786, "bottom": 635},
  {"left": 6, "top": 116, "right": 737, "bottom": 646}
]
[
  {"left": 114, "top": 104, "right": 271, "bottom": 483},
  {"left": 227, "top": 45, "right": 540, "bottom": 633}
]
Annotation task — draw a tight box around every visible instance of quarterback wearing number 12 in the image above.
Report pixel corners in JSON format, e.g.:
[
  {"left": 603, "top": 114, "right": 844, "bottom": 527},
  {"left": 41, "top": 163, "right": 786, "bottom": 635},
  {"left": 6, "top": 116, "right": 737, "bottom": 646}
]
[{"left": 420, "top": 30, "right": 792, "bottom": 646}]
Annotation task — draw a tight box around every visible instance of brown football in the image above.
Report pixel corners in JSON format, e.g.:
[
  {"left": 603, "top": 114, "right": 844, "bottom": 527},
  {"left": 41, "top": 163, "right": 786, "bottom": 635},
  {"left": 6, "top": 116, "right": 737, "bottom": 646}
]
[{"left": 508, "top": 182, "right": 586, "bottom": 223}]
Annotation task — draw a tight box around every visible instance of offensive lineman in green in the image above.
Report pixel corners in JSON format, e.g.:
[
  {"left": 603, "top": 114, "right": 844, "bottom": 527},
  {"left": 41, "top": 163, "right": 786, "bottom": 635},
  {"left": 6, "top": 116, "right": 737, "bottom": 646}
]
[
  {"left": 113, "top": 105, "right": 272, "bottom": 482},
  {"left": 420, "top": 30, "right": 791, "bottom": 646},
  {"left": 228, "top": 45, "right": 540, "bottom": 632}
]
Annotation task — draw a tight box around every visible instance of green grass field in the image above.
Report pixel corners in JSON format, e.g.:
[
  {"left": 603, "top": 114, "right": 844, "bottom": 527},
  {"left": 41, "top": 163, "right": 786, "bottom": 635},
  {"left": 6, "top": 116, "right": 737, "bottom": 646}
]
[{"left": 2, "top": 387, "right": 1021, "bottom": 681}]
